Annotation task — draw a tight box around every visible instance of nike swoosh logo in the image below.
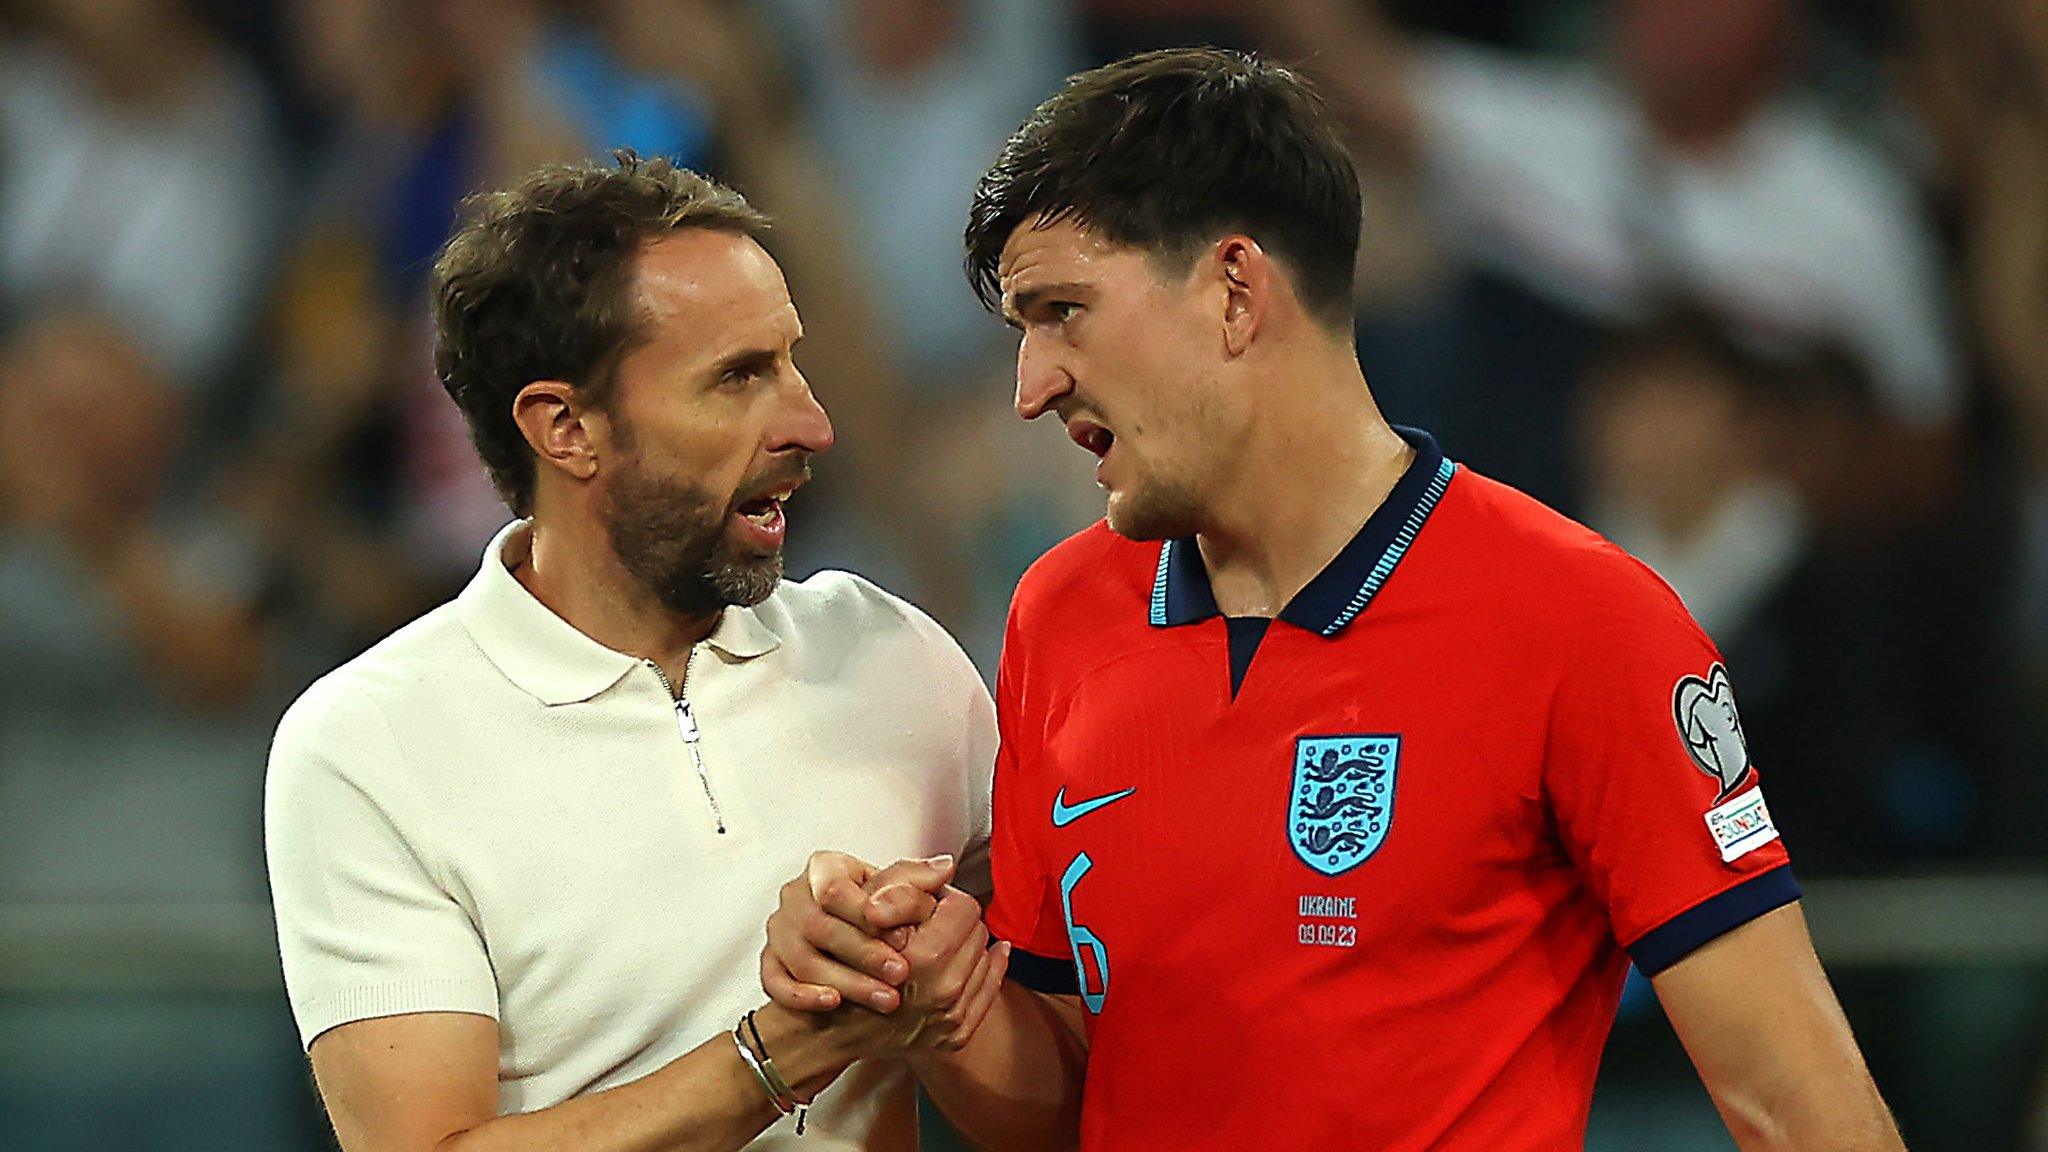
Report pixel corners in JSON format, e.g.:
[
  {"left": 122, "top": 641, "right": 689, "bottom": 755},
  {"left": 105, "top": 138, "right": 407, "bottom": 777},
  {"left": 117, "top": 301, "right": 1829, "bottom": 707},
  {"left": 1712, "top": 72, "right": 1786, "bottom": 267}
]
[{"left": 1052, "top": 786, "right": 1136, "bottom": 827}]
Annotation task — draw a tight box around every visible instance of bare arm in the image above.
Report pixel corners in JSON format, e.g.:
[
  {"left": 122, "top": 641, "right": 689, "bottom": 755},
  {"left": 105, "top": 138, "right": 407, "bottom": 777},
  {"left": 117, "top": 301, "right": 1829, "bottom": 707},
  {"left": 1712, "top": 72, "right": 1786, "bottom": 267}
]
[
  {"left": 906, "top": 987, "right": 1090, "bottom": 1152},
  {"left": 1653, "top": 902, "right": 1905, "bottom": 1151},
  {"left": 309, "top": 963, "right": 1004, "bottom": 1152},
  {"left": 310, "top": 1005, "right": 852, "bottom": 1152}
]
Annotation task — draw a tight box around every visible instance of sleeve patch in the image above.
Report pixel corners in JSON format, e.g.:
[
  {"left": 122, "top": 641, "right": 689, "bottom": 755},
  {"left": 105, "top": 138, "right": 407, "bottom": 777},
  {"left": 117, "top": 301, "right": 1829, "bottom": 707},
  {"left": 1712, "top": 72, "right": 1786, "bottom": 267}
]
[
  {"left": 1673, "top": 662, "right": 1752, "bottom": 797},
  {"left": 1705, "top": 786, "right": 1780, "bottom": 862}
]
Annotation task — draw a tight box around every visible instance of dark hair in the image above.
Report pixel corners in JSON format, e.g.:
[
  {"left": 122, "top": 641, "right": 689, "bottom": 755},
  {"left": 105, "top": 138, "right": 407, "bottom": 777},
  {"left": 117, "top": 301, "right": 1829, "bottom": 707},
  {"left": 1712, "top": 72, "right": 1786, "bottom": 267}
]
[
  {"left": 431, "top": 151, "right": 769, "bottom": 516},
  {"left": 965, "top": 47, "right": 1362, "bottom": 329}
]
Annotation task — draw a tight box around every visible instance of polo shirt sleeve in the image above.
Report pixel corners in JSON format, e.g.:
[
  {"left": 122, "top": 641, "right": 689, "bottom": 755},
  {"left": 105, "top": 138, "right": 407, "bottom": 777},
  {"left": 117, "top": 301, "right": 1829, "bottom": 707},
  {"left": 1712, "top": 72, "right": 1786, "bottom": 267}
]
[
  {"left": 984, "top": 619, "right": 1081, "bottom": 995},
  {"left": 1543, "top": 552, "right": 1798, "bottom": 977},
  {"left": 953, "top": 644, "right": 1000, "bottom": 904},
  {"left": 265, "top": 679, "right": 499, "bottom": 1050}
]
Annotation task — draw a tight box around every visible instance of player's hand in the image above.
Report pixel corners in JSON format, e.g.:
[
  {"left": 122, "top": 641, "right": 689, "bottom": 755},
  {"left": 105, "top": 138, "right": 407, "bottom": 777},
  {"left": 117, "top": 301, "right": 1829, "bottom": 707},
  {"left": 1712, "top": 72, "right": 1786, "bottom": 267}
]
[
  {"left": 888, "top": 886, "right": 1012, "bottom": 1053},
  {"left": 762, "top": 851, "right": 955, "bottom": 1013},
  {"left": 814, "top": 886, "right": 1012, "bottom": 1059}
]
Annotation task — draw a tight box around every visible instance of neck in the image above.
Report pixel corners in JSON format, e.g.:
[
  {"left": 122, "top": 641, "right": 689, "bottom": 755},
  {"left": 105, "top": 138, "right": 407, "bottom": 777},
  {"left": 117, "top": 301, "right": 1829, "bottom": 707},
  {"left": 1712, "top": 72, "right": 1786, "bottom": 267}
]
[
  {"left": 1195, "top": 353, "right": 1413, "bottom": 618},
  {"left": 515, "top": 511, "right": 719, "bottom": 692}
]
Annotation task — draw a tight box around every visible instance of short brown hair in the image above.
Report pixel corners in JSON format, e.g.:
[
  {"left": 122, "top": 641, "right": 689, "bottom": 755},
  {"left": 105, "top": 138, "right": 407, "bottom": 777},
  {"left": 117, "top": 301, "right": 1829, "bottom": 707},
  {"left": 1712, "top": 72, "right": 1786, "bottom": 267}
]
[
  {"left": 966, "top": 48, "right": 1362, "bottom": 330},
  {"left": 431, "top": 151, "right": 769, "bottom": 515}
]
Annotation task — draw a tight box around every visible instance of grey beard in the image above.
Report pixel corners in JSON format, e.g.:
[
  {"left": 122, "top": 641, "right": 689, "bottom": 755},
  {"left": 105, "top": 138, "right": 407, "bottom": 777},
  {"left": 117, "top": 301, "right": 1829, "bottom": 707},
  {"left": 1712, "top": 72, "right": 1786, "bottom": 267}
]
[{"left": 602, "top": 461, "right": 782, "bottom": 620}]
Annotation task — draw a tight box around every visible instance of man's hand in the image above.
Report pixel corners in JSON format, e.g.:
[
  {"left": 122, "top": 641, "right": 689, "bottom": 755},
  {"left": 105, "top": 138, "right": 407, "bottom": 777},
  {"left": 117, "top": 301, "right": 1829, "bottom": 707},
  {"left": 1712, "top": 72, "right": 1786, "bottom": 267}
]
[
  {"left": 804, "top": 919, "right": 1011, "bottom": 1060},
  {"left": 762, "top": 851, "right": 1010, "bottom": 1053},
  {"left": 763, "top": 851, "right": 951, "bottom": 1011}
]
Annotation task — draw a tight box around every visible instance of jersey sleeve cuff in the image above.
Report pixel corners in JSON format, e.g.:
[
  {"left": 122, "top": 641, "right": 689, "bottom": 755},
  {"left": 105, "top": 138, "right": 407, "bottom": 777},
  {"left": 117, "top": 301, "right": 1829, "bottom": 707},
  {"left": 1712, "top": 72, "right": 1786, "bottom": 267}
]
[
  {"left": 1003, "top": 945, "right": 1080, "bottom": 995},
  {"left": 1628, "top": 864, "right": 1801, "bottom": 976}
]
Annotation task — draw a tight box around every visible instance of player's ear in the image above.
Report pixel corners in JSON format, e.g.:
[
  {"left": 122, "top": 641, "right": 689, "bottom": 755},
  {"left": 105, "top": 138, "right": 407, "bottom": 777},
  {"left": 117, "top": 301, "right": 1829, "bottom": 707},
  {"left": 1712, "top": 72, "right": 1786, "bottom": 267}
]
[
  {"left": 512, "top": 380, "right": 602, "bottom": 484},
  {"left": 1216, "top": 235, "right": 1269, "bottom": 357}
]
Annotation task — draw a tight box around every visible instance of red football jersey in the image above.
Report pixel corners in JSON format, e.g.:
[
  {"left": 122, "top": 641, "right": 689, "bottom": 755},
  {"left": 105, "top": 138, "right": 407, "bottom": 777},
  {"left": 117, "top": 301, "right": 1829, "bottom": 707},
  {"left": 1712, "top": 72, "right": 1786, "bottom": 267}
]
[{"left": 986, "top": 429, "right": 1795, "bottom": 1151}]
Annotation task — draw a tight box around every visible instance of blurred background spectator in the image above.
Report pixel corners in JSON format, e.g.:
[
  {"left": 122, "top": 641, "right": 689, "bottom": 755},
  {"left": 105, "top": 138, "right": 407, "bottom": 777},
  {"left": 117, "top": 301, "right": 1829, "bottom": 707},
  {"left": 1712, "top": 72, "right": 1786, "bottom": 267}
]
[
  {"left": 0, "top": 1, "right": 2043, "bottom": 1150},
  {"left": 0, "top": 0, "right": 284, "bottom": 389}
]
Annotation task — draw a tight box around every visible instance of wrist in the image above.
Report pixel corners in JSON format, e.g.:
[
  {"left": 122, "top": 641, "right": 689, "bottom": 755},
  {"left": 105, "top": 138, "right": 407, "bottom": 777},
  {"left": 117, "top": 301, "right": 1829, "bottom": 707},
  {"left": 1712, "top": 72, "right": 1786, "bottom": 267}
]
[{"left": 748, "top": 1002, "right": 859, "bottom": 1090}]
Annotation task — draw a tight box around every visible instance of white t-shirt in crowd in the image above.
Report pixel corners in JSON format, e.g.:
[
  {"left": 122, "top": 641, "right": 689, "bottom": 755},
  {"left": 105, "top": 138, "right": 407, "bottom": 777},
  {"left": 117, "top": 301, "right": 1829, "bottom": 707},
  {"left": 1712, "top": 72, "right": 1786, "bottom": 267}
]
[{"left": 1415, "top": 42, "right": 1958, "bottom": 424}]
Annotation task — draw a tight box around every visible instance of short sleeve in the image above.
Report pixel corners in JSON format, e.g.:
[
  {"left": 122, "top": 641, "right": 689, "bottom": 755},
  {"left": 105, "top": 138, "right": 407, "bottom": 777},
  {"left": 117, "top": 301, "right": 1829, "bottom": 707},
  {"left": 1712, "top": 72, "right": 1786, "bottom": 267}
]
[
  {"left": 1543, "top": 552, "right": 1798, "bottom": 976},
  {"left": 944, "top": 629, "right": 999, "bottom": 903},
  {"left": 983, "top": 612, "right": 1081, "bottom": 994},
  {"left": 265, "top": 681, "right": 499, "bottom": 1050}
]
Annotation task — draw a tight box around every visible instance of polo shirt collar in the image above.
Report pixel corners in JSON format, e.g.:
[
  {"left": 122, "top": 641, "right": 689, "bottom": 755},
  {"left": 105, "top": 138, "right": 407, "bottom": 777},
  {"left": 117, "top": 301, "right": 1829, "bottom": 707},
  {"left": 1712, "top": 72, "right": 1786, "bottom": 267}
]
[
  {"left": 458, "top": 520, "right": 782, "bottom": 706},
  {"left": 1148, "top": 426, "right": 1457, "bottom": 637}
]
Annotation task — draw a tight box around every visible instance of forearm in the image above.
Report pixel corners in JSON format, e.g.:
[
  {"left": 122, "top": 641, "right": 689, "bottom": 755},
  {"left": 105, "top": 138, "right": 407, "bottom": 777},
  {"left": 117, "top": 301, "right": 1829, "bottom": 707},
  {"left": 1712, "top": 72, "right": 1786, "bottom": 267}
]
[
  {"left": 1715, "top": 1076, "right": 1904, "bottom": 1152},
  {"left": 907, "top": 983, "right": 1088, "bottom": 1152},
  {"left": 436, "top": 1006, "right": 853, "bottom": 1152},
  {"left": 1656, "top": 906, "right": 1906, "bottom": 1152}
]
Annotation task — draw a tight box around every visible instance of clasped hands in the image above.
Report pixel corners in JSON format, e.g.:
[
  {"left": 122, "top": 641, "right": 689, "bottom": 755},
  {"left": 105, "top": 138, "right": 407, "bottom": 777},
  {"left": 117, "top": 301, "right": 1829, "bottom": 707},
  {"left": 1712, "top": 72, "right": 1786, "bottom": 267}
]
[{"left": 761, "top": 851, "right": 1011, "bottom": 1060}]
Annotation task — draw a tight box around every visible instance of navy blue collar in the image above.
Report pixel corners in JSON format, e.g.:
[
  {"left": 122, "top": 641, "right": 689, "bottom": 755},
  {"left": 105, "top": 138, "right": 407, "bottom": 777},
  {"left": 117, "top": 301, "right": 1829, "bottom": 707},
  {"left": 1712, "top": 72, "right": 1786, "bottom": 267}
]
[{"left": 1148, "top": 426, "right": 1456, "bottom": 637}]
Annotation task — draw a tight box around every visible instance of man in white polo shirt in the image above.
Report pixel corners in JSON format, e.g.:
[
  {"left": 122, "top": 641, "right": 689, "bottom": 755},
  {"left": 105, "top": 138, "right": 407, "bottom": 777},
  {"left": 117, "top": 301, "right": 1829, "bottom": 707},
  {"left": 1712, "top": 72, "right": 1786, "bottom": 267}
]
[{"left": 265, "top": 153, "right": 1009, "bottom": 1151}]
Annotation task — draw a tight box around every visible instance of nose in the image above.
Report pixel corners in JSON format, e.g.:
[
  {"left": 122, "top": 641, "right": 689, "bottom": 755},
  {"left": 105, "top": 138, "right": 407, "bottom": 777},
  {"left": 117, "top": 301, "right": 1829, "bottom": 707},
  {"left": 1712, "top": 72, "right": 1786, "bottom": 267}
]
[
  {"left": 771, "top": 366, "right": 835, "bottom": 457},
  {"left": 1014, "top": 328, "right": 1072, "bottom": 422}
]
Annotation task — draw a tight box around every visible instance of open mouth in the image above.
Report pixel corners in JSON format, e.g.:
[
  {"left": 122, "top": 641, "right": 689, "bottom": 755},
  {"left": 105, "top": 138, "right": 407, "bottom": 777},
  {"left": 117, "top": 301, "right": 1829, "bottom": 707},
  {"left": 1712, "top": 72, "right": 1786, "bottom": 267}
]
[
  {"left": 1067, "top": 418, "right": 1114, "bottom": 459},
  {"left": 735, "top": 495, "right": 785, "bottom": 526},
  {"left": 731, "top": 477, "right": 802, "bottom": 543}
]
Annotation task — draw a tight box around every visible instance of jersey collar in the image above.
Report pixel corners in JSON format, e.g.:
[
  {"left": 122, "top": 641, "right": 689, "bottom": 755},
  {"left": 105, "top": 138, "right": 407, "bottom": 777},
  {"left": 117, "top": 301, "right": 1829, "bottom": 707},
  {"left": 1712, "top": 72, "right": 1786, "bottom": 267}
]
[
  {"left": 459, "top": 519, "right": 783, "bottom": 706},
  {"left": 1148, "top": 426, "right": 1457, "bottom": 637}
]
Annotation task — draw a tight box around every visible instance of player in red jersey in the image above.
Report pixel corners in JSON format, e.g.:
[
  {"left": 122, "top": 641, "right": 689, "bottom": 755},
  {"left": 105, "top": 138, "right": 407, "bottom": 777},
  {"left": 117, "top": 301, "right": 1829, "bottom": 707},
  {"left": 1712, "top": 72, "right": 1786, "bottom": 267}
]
[{"left": 761, "top": 48, "right": 1905, "bottom": 1151}]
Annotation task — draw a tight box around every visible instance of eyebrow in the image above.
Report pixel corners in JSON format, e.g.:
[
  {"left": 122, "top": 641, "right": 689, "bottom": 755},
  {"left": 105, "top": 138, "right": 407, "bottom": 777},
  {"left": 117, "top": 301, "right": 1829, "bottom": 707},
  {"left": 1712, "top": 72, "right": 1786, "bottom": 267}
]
[
  {"left": 709, "top": 333, "right": 799, "bottom": 376},
  {"left": 1003, "top": 281, "right": 1090, "bottom": 328},
  {"left": 704, "top": 325, "right": 798, "bottom": 364}
]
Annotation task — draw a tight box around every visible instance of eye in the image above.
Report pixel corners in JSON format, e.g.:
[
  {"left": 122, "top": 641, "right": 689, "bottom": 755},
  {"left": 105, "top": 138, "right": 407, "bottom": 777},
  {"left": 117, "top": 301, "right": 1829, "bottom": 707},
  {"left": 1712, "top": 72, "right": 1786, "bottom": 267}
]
[
  {"left": 720, "top": 358, "right": 772, "bottom": 388},
  {"left": 1050, "top": 302, "right": 1082, "bottom": 323}
]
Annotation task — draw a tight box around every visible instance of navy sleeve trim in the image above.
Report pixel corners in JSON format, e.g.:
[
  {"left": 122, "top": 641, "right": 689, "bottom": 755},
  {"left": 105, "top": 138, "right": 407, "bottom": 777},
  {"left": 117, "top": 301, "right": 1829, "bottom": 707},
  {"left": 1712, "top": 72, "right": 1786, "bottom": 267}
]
[
  {"left": 1629, "top": 864, "right": 1801, "bottom": 976},
  {"left": 1004, "top": 946, "right": 1079, "bottom": 995}
]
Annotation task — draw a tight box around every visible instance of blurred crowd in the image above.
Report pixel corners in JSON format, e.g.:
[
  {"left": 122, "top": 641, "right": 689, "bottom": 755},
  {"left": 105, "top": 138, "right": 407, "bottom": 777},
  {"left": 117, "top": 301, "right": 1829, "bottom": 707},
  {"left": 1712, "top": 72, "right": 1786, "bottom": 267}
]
[
  {"left": 2, "top": 0, "right": 2045, "bottom": 922},
  {"left": 1, "top": 0, "right": 2045, "bottom": 1147}
]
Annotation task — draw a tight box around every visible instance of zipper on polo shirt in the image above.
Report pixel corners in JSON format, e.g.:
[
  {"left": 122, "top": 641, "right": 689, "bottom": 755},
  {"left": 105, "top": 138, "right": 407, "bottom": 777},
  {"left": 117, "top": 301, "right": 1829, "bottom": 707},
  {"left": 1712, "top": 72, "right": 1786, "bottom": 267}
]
[{"left": 648, "top": 651, "right": 728, "bottom": 835}]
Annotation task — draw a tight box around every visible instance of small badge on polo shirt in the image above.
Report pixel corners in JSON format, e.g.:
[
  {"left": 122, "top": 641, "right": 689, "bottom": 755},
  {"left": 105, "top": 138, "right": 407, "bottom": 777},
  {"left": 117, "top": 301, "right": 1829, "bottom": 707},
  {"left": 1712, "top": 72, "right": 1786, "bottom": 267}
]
[{"left": 1704, "top": 786, "right": 1779, "bottom": 863}]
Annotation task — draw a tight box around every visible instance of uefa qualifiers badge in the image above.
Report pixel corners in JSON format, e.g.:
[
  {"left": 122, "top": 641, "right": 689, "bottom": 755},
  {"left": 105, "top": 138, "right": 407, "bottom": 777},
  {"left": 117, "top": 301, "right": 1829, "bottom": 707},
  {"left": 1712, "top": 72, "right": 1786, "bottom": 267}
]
[
  {"left": 1673, "top": 663, "right": 1751, "bottom": 799},
  {"left": 1289, "top": 735, "right": 1399, "bottom": 876}
]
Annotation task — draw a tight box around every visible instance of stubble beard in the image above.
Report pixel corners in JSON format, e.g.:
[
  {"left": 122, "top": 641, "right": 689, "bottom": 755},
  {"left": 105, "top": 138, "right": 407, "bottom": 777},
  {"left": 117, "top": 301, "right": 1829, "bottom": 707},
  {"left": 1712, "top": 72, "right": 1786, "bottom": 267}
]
[{"left": 1105, "top": 469, "right": 1205, "bottom": 542}]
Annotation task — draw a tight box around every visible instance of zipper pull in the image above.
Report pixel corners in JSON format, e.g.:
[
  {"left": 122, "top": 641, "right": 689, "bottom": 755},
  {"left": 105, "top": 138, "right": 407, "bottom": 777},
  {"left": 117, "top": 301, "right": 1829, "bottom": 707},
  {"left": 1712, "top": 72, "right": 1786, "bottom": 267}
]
[{"left": 676, "top": 698, "right": 700, "bottom": 743}]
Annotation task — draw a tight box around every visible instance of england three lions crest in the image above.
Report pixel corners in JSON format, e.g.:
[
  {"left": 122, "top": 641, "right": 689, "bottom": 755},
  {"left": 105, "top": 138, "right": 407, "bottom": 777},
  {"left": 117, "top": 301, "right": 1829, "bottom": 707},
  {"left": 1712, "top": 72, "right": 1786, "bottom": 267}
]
[
  {"left": 1289, "top": 735, "right": 1399, "bottom": 876},
  {"left": 1673, "top": 663, "right": 1751, "bottom": 798}
]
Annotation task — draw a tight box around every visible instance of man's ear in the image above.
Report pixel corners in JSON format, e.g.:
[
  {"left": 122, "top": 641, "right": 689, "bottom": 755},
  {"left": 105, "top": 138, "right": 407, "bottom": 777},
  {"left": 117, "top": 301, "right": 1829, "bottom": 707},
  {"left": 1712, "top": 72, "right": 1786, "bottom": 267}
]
[
  {"left": 1216, "top": 235, "right": 1271, "bottom": 357},
  {"left": 512, "top": 380, "right": 602, "bottom": 484}
]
